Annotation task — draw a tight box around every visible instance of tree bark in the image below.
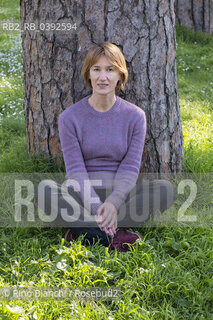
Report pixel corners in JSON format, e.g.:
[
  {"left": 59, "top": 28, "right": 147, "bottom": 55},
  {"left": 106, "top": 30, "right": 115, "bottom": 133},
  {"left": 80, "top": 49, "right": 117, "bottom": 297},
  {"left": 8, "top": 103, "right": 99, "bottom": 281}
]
[
  {"left": 175, "top": 0, "right": 213, "bottom": 34},
  {"left": 20, "top": 0, "right": 183, "bottom": 174}
]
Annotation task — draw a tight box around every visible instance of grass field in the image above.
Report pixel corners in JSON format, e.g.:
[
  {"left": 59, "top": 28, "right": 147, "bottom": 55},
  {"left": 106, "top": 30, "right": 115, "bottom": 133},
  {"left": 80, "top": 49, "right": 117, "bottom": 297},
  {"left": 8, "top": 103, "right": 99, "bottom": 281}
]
[{"left": 0, "top": 1, "right": 213, "bottom": 319}]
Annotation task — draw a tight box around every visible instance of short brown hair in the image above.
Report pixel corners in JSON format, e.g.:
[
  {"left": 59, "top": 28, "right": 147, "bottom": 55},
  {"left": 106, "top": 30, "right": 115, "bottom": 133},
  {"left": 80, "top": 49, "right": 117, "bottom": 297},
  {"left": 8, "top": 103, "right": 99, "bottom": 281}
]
[{"left": 81, "top": 42, "right": 128, "bottom": 92}]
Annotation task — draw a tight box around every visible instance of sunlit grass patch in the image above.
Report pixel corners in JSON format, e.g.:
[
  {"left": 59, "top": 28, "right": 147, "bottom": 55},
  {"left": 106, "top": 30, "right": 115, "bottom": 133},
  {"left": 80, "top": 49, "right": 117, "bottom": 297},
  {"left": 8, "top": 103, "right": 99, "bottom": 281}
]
[
  {"left": 179, "top": 98, "right": 213, "bottom": 172},
  {"left": 176, "top": 26, "right": 213, "bottom": 173},
  {"left": 0, "top": 0, "right": 20, "bottom": 21}
]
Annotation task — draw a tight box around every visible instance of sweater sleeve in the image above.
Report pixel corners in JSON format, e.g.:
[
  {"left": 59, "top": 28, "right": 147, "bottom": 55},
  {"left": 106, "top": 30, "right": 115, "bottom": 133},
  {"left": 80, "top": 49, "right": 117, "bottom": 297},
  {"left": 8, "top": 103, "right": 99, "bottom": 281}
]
[
  {"left": 58, "top": 114, "right": 103, "bottom": 215},
  {"left": 104, "top": 110, "right": 147, "bottom": 210}
]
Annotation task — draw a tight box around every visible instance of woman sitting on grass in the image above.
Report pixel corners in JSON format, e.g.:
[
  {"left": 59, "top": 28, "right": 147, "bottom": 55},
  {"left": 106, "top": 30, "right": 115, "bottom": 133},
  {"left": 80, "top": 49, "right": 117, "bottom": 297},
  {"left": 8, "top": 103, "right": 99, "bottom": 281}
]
[{"left": 58, "top": 41, "right": 176, "bottom": 252}]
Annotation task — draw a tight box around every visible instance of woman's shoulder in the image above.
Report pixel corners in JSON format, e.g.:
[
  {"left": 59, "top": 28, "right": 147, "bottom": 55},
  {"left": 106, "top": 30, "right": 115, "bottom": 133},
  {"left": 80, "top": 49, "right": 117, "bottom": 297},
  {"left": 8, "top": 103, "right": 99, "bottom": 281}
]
[
  {"left": 119, "top": 96, "right": 146, "bottom": 119},
  {"left": 59, "top": 95, "right": 88, "bottom": 121}
]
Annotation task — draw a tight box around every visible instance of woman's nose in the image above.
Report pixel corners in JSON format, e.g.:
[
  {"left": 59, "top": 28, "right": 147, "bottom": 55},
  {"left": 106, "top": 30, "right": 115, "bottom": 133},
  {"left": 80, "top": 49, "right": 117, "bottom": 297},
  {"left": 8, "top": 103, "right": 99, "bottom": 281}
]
[{"left": 98, "top": 71, "right": 108, "bottom": 79}]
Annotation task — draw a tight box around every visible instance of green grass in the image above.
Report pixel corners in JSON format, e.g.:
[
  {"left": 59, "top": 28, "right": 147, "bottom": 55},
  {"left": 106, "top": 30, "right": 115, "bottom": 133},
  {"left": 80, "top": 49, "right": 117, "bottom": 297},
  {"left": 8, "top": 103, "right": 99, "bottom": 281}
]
[
  {"left": 0, "top": 0, "right": 20, "bottom": 21},
  {"left": 0, "top": 2, "right": 212, "bottom": 319},
  {"left": 176, "top": 25, "right": 213, "bottom": 173}
]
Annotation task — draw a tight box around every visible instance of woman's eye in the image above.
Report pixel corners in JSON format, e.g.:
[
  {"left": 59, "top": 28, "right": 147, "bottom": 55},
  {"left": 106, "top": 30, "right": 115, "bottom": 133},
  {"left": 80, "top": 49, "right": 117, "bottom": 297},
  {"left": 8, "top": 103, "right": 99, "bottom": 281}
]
[{"left": 92, "top": 68, "right": 114, "bottom": 72}]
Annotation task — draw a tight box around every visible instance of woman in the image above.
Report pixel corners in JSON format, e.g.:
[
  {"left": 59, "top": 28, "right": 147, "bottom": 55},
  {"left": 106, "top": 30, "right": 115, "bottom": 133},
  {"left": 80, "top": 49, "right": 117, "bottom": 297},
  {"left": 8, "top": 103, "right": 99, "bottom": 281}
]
[{"left": 57, "top": 42, "right": 176, "bottom": 252}]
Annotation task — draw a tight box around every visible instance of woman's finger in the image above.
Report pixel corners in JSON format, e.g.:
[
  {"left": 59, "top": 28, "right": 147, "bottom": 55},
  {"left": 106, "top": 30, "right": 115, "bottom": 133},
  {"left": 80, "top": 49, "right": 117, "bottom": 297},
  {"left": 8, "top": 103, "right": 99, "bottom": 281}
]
[
  {"left": 112, "top": 226, "right": 116, "bottom": 235},
  {"left": 106, "top": 214, "right": 117, "bottom": 229},
  {"left": 103, "top": 226, "right": 110, "bottom": 235},
  {"left": 107, "top": 228, "right": 114, "bottom": 237},
  {"left": 101, "top": 216, "right": 112, "bottom": 228},
  {"left": 100, "top": 210, "right": 111, "bottom": 228}
]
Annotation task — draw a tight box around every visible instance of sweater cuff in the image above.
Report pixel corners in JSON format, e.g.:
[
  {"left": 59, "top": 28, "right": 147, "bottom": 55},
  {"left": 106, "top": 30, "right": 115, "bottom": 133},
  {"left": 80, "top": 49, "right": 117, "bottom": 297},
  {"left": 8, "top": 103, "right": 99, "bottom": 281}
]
[
  {"left": 90, "top": 200, "right": 103, "bottom": 215},
  {"left": 104, "top": 171, "right": 138, "bottom": 211},
  {"left": 104, "top": 191, "right": 125, "bottom": 211}
]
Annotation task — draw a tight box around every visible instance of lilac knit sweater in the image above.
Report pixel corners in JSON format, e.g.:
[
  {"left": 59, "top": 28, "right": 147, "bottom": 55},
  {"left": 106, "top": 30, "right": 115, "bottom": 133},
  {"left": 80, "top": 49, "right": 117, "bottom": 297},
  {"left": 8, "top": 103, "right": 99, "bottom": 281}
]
[{"left": 58, "top": 94, "right": 147, "bottom": 215}]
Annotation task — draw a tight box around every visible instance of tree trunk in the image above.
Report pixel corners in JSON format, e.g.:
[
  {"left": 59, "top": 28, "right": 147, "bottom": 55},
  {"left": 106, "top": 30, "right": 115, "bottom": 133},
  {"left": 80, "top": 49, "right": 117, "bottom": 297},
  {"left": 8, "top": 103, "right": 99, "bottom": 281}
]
[
  {"left": 20, "top": 0, "right": 183, "bottom": 174},
  {"left": 175, "top": 0, "right": 213, "bottom": 34}
]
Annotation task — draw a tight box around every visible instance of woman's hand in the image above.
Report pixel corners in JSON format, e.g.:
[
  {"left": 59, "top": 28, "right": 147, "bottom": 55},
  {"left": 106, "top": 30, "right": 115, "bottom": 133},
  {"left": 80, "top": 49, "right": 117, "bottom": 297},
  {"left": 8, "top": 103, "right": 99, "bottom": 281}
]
[{"left": 96, "top": 202, "right": 117, "bottom": 236}]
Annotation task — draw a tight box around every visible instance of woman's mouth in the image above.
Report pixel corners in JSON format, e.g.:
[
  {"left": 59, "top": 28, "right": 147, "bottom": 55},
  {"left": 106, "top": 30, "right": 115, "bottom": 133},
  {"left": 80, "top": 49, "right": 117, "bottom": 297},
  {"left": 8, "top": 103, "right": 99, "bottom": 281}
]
[{"left": 98, "top": 84, "right": 108, "bottom": 88}]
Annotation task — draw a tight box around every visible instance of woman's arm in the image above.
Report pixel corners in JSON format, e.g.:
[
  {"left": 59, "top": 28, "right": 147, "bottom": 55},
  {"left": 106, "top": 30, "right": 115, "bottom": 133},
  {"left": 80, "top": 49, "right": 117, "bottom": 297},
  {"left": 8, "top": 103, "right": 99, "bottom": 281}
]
[
  {"left": 58, "top": 114, "right": 103, "bottom": 215},
  {"left": 104, "top": 110, "right": 147, "bottom": 211}
]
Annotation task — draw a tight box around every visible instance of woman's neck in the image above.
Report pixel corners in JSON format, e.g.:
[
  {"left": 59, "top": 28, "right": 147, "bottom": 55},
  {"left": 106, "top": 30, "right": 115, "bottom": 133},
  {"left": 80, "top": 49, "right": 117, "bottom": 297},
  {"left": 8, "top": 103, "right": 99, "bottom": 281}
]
[{"left": 88, "top": 93, "right": 116, "bottom": 112}]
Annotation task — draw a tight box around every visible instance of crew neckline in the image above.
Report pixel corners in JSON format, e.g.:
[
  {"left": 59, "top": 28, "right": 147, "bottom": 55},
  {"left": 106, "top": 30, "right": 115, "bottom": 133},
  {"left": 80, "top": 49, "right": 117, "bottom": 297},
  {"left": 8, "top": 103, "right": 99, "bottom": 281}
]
[{"left": 84, "top": 94, "right": 121, "bottom": 117}]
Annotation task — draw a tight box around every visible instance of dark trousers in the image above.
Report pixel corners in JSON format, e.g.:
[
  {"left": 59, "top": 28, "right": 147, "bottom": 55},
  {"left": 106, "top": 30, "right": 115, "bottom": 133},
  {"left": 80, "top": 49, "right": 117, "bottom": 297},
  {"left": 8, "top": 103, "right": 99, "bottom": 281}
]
[{"left": 35, "top": 179, "right": 176, "bottom": 247}]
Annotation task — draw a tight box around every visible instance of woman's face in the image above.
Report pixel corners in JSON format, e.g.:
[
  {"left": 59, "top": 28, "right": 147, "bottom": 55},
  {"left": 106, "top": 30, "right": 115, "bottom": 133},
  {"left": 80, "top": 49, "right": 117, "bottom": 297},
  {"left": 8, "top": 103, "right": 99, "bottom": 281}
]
[{"left": 89, "top": 55, "right": 121, "bottom": 95}]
